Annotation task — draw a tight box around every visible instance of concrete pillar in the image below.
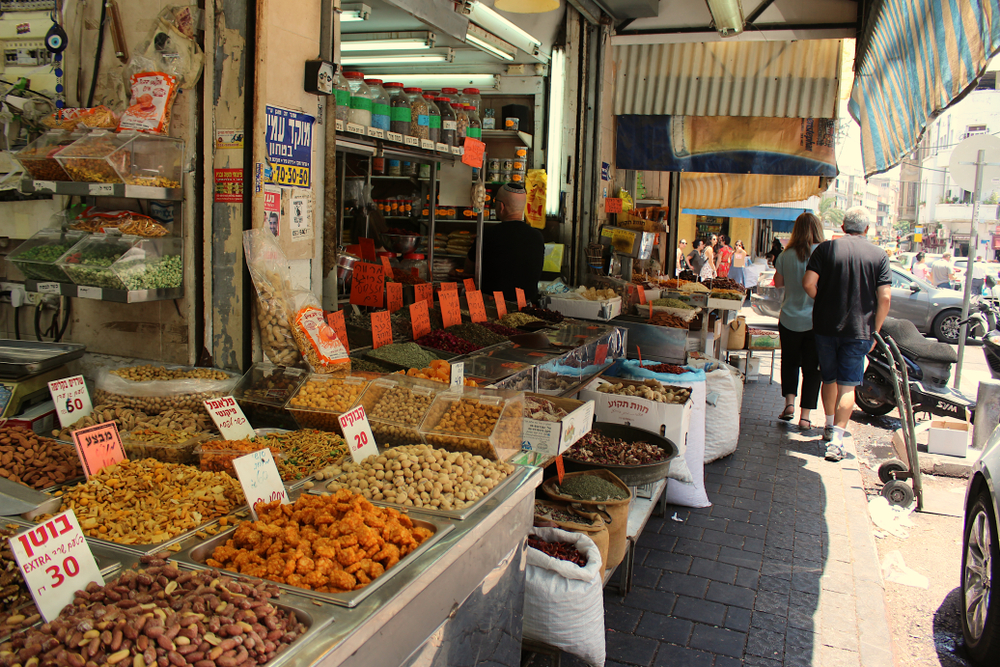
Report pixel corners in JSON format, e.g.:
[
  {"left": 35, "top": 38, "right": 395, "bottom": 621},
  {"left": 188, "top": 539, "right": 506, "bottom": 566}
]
[{"left": 973, "top": 379, "right": 1000, "bottom": 450}]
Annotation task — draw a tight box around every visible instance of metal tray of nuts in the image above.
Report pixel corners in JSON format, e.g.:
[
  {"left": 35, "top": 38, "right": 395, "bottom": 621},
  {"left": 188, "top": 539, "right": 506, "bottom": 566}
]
[
  {"left": 173, "top": 514, "right": 453, "bottom": 608},
  {"left": 307, "top": 463, "right": 525, "bottom": 521}
]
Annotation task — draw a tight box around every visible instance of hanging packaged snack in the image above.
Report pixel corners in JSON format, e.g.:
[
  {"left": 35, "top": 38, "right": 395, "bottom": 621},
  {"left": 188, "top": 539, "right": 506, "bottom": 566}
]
[
  {"left": 118, "top": 69, "right": 179, "bottom": 134},
  {"left": 243, "top": 229, "right": 303, "bottom": 367},
  {"left": 41, "top": 105, "right": 119, "bottom": 131},
  {"left": 289, "top": 293, "right": 352, "bottom": 374}
]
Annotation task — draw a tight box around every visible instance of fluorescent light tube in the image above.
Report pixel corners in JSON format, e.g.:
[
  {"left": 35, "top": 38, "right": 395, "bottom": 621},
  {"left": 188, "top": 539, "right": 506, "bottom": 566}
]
[
  {"left": 467, "top": 2, "right": 543, "bottom": 55},
  {"left": 465, "top": 25, "right": 516, "bottom": 61},
  {"left": 341, "top": 3, "right": 370, "bottom": 21},
  {"left": 341, "top": 37, "right": 433, "bottom": 52},
  {"left": 546, "top": 48, "right": 565, "bottom": 215},
  {"left": 705, "top": 0, "right": 744, "bottom": 36},
  {"left": 342, "top": 51, "right": 454, "bottom": 65},
  {"left": 381, "top": 74, "right": 499, "bottom": 89}
]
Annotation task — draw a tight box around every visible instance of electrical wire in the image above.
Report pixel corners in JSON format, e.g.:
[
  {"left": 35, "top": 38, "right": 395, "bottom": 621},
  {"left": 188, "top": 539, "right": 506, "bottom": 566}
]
[
  {"left": 54, "top": 297, "right": 71, "bottom": 342},
  {"left": 86, "top": 0, "right": 108, "bottom": 107}
]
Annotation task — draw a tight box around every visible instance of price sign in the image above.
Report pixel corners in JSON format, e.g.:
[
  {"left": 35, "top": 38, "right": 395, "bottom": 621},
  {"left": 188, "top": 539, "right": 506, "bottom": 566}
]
[
  {"left": 436, "top": 143, "right": 449, "bottom": 153},
  {"left": 439, "top": 290, "right": 462, "bottom": 328},
  {"left": 386, "top": 282, "right": 403, "bottom": 313},
  {"left": 359, "top": 237, "right": 377, "bottom": 262},
  {"left": 380, "top": 256, "right": 394, "bottom": 277},
  {"left": 461, "top": 137, "right": 486, "bottom": 168},
  {"left": 386, "top": 131, "right": 404, "bottom": 143},
  {"left": 335, "top": 119, "right": 344, "bottom": 132},
  {"left": 493, "top": 292, "right": 508, "bottom": 319},
  {"left": 88, "top": 183, "right": 115, "bottom": 196},
  {"left": 350, "top": 261, "right": 385, "bottom": 307},
  {"left": 204, "top": 396, "right": 255, "bottom": 440},
  {"left": 232, "top": 449, "right": 289, "bottom": 520},
  {"left": 326, "top": 310, "right": 349, "bottom": 354},
  {"left": 463, "top": 278, "right": 477, "bottom": 292},
  {"left": 451, "top": 146, "right": 462, "bottom": 156},
  {"left": 36, "top": 282, "right": 61, "bottom": 294},
  {"left": 77, "top": 286, "right": 102, "bottom": 300},
  {"left": 8, "top": 511, "right": 104, "bottom": 622},
  {"left": 410, "top": 300, "right": 432, "bottom": 340},
  {"left": 346, "top": 122, "right": 365, "bottom": 134},
  {"left": 48, "top": 375, "right": 93, "bottom": 428},
  {"left": 467, "top": 290, "right": 487, "bottom": 323},
  {"left": 604, "top": 197, "right": 623, "bottom": 213},
  {"left": 450, "top": 362, "right": 465, "bottom": 388},
  {"left": 366, "top": 127, "right": 385, "bottom": 140},
  {"left": 421, "top": 139, "right": 435, "bottom": 150},
  {"left": 371, "top": 310, "right": 393, "bottom": 349},
  {"left": 71, "top": 422, "right": 125, "bottom": 478},
  {"left": 440, "top": 282, "right": 458, "bottom": 292},
  {"left": 338, "top": 405, "right": 379, "bottom": 463},
  {"left": 595, "top": 343, "right": 609, "bottom": 366},
  {"left": 515, "top": 288, "right": 527, "bottom": 311},
  {"left": 33, "top": 180, "right": 56, "bottom": 192},
  {"left": 404, "top": 135, "right": 420, "bottom": 147},
  {"left": 637, "top": 285, "right": 647, "bottom": 305},
  {"left": 414, "top": 283, "right": 434, "bottom": 305}
]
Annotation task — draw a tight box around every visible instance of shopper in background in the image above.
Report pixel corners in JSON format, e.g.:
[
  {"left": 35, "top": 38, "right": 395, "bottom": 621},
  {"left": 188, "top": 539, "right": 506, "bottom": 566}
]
[
  {"left": 687, "top": 239, "right": 706, "bottom": 277},
  {"left": 931, "top": 253, "right": 954, "bottom": 289},
  {"left": 465, "top": 182, "right": 544, "bottom": 303},
  {"left": 765, "top": 237, "right": 783, "bottom": 266},
  {"left": 803, "top": 207, "right": 892, "bottom": 462},
  {"left": 729, "top": 240, "right": 748, "bottom": 285},
  {"left": 676, "top": 239, "right": 689, "bottom": 275},
  {"left": 701, "top": 237, "right": 717, "bottom": 281},
  {"left": 912, "top": 253, "right": 931, "bottom": 282},
  {"left": 773, "top": 213, "right": 825, "bottom": 431},
  {"left": 716, "top": 235, "right": 733, "bottom": 278},
  {"left": 971, "top": 256, "right": 986, "bottom": 295}
]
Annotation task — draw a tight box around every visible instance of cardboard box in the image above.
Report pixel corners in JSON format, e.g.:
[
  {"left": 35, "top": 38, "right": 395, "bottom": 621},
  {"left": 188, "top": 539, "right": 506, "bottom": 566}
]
[
  {"left": 548, "top": 296, "right": 623, "bottom": 321},
  {"left": 928, "top": 419, "right": 969, "bottom": 457},
  {"left": 579, "top": 378, "right": 693, "bottom": 451},
  {"left": 521, "top": 394, "right": 596, "bottom": 457},
  {"left": 735, "top": 356, "right": 761, "bottom": 381}
]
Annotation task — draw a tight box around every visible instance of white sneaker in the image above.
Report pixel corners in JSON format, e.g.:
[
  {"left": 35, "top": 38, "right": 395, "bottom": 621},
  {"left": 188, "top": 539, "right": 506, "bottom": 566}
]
[{"left": 825, "top": 444, "right": 845, "bottom": 462}]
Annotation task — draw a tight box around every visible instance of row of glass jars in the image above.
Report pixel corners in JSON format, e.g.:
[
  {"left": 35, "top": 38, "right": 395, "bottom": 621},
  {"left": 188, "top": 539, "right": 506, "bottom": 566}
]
[{"left": 334, "top": 72, "right": 483, "bottom": 149}]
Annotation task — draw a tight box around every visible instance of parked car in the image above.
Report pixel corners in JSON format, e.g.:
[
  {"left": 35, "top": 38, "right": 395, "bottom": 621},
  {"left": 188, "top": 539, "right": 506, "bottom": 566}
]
[
  {"left": 749, "top": 266, "right": 970, "bottom": 343},
  {"left": 962, "top": 425, "right": 1000, "bottom": 664}
]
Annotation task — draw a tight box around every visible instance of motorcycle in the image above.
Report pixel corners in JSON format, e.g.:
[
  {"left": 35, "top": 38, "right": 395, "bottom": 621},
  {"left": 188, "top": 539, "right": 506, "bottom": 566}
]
[{"left": 855, "top": 317, "right": 976, "bottom": 421}]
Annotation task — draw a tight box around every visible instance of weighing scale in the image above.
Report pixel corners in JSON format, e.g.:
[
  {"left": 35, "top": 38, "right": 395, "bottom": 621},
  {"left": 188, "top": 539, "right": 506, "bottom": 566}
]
[
  {"left": 0, "top": 341, "right": 85, "bottom": 418},
  {"left": 597, "top": 224, "right": 658, "bottom": 279}
]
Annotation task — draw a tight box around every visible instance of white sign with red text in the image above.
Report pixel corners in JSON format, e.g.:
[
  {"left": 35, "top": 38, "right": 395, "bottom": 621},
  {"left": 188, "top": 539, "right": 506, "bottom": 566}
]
[
  {"left": 232, "top": 448, "right": 289, "bottom": 520},
  {"left": 8, "top": 510, "right": 104, "bottom": 622},
  {"left": 48, "top": 375, "right": 93, "bottom": 428},
  {"left": 338, "top": 405, "right": 379, "bottom": 463},
  {"left": 203, "top": 396, "right": 255, "bottom": 440}
]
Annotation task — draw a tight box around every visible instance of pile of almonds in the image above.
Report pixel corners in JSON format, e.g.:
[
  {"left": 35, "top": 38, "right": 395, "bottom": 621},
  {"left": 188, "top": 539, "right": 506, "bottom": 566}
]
[{"left": 0, "top": 424, "right": 82, "bottom": 489}]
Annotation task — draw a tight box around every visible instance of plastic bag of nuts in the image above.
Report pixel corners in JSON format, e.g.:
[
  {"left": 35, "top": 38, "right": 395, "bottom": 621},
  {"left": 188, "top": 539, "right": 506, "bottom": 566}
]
[
  {"left": 92, "top": 364, "right": 240, "bottom": 415},
  {"left": 243, "top": 229, "right": 304, "bottom": 367}
]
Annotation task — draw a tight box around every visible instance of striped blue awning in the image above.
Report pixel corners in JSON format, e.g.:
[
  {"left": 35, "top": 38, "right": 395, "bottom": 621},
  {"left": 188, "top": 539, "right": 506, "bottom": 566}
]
[{"left": 851, "top": 0, "right": 1000, "bottom": 176}]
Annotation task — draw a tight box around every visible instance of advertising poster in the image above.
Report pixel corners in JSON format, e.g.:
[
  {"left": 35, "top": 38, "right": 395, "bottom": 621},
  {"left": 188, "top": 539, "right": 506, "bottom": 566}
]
[
  {"left": 214, "top": 168, "right": 243, "bottom": 203},
  {"left": 263, "top": 185, "right": 281, "bottom": 236},
  {"left": 265, "top": 106, "right": 314, "bottom": 188}
]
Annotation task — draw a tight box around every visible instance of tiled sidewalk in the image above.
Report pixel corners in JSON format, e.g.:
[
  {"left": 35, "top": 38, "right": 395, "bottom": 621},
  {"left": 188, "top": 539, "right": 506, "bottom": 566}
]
[{"left": 562, "top": 359, "right": 896, "bottom": 667}]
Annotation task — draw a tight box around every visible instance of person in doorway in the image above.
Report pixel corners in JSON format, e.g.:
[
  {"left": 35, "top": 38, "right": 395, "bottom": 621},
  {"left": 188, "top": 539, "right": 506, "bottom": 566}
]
[
  {"left": 765, "top": 237, "right": 784, "bottom": 266},
  {"left": 971, "top": 256, "right": 986, "bottom": 295},
  {"left": 687, "top": 239, "right": 706, "bottom": 276},
  {"left": 729, "top": 240, "right": 749, "bottom": 285},
  {"left": 676, "top": 239, "right": 689, "bottom": 275},
  {"left": 803, "top": 207, "right": 892, "bottom": 461},
  {"left": 931, "top": 253, "right": 954, "bottom": 289},
  {"left": 465, "top": 182, "right": 544, "bottom": 303},
  {"left": 912, "top": 252, "right": 931, "bottom": 282},
  {"left": 716, "top": 235, "right": 733, "bottom": 278},
  {"left": 701, "top": 237, "right": 717, "bottom": 281},
  {"left": 775, "top": 213, "right": 825, "bottom": 431}
]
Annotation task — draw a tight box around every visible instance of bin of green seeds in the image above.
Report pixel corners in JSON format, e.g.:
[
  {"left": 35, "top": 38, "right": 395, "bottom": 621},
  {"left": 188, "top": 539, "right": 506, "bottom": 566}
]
[
  {"left": 541, "top": 469, "right": 632, "bottom": 569},
  {"left": 6, "top": 228, "right": 88, "bottom": 282},
  {"left": 58, "top": 233, "right": 140, "bottom": 289},
  {"left": 114, "top": 237, "right": 184, "bottom": 291}
]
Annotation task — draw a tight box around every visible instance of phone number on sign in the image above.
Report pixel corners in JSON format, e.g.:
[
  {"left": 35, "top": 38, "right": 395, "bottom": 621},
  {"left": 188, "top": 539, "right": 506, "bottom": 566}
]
[{"left": 272, "top": 164, "right": 310, "bottom": 187}]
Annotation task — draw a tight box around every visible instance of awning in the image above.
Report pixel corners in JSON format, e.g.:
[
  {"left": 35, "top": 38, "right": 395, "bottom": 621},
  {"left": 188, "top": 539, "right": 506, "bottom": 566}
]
[
  {"left": 679, "top": 172, "right": 830, "bottom": 209},
  {"left": 851, "top": 0, "right": 1000, "bottom": 176},
  {"left": 681, "top": 206, "right": 809, "bottom": 221}
]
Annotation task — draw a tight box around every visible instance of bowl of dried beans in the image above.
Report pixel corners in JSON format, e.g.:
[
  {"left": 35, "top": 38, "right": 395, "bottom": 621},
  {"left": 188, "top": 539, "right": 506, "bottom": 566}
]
[{"left": 564, "top": 422, "right": 677, "bottom": 486}]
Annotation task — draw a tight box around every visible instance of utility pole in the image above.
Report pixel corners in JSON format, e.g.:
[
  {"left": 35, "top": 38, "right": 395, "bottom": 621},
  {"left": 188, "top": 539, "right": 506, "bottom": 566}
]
[{"left": 956, "top": 150, "right": 987, "bottom": 387}]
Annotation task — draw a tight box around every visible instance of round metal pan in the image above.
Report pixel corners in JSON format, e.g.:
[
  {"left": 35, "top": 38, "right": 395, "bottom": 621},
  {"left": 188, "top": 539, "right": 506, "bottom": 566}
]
[{"left": 563, "top": 421, "right": 678, "bottom": 487}]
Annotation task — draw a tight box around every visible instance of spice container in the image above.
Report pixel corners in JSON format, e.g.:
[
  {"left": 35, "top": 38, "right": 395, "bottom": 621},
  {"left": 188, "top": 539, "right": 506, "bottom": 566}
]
[
  {"left": 488, "top": 158, "right": 502, "bottom": 172},
  {"left": 384, "top": 82, "right": 412, "bottom": 135},
  {"left": 465, "top": 104, "right": 482, "bottom": 139},
  {"left": 114, "top": 236, "right": 184, "bottom": 291},
  {"left": 483, "top": 107, "right": 496, "bottom": 129},
  {"left": 56, "top": 131, "right": 184, "bottom": 187},
  {"left": 233, "top": 362, "right": 308, "bottom": 429},
  {"left": 513, "top": 159, "right": 526, "bottom": 172},
  {"left": 58, "top": 233, "right": 139, "bottom": 289},
  {"left": 6, "top": 228, "right": 88, "bottom": 282},
  {"left": 452, "top": 103, "right": 469, "bottom": 141},
  {"left": 55, "top": 130, "right": 128, "bottom": 182},
  {"left": 15, "top": 129, "right": 84, "bottom": 181},
  {"left": 344, "top": 71, "right": 373, "bottom": 128},
  {"left": 334, "top": 66, "right": 351, "bottom": 122},
  {"left": 423, "top": 93, "right": 441, "bottom": 143},
  {"left": 406, "top": 87, "right": 430, "bottom": 140},
  {"left": 388, "top": 159, "right": 401, "bottom": 176},
  {"left": 515, "top": 145, "right": 529, "bottom": 159},
  {"left": 504, "top": 116, "right": 520, "bottom": 131},
  {"left": 438, "top": 97, "right": 458, "bottom": 147},
  {"left": 400, "top": 252, "right": 429, "bottom": 281},
  {"left": 462, "top": 87, "right": 482, "bottom": 115},
  {"left": 358, "top": 375, "right": 443, "bottom": 445},
  {"left": 365, "top": 78, "right": 391, "bottom": 131},
  {"left": 419, "top": 388, "right": 525, "bottom": 460},
  {"left": 286, "top": 374, "right": 370, "bottom": 431}
]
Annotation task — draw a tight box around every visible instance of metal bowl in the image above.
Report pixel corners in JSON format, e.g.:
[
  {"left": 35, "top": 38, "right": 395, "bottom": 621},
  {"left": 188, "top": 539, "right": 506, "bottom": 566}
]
[
  {"left": 384, "top": 234, "right": 419, "bottom": 254},
  {"left": 336, "top": 252, "right": 360, "bottom": 282},
  {"left": 563, "top": 421, "right": 678, "bottom": 487}
]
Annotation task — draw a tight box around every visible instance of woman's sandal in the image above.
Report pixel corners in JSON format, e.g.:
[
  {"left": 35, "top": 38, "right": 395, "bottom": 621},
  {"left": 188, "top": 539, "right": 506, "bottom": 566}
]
[
  {"left": 798, "top": 419, "right": 812, "bottom": 431},
  {"left": 778, "top": 405, "right": 795, "bottom": 421}
]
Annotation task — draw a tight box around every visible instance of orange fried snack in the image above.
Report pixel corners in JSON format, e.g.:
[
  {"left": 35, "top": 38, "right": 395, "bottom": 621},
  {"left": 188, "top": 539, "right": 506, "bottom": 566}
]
[
  {"left": 206, "top": 489, "right": 430, "bottom": 593},
  {"left": 406, "top": 358, "right": 478, "bottom": 386}
]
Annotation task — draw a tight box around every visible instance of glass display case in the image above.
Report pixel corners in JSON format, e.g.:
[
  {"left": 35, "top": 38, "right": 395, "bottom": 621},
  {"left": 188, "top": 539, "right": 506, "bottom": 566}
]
[
  {"left": 232, "top": 363, "right": 308, "bottom": 430},
  {"left": 419, "top": 388, "right": 524, "bottom": 460},
  {"left": 285, "top": 375, "right": 370, "bottom": 431},
  {"left": 16, "top": 130, "right": 87, "bottom": 181},
  {"left": 115, "top": 237, "right": 183, "bottom": 291},
  {"left": 357, "top": 375, "right": 444, "bottom": 446},
  {"left": 58, "top": 233, "right": 139, "bottom": 289},
  {"left": 56, "top": 131, "right": 183, "bottom": 187},
  {"left": 6, "top": 228, "right": 89, "bottom": 282}
]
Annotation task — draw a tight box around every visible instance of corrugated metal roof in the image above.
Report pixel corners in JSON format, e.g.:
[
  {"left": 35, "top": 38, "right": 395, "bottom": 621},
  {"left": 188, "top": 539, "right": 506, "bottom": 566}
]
[{"left": 612, "top": 40, "right": 843, "bottom": 118}]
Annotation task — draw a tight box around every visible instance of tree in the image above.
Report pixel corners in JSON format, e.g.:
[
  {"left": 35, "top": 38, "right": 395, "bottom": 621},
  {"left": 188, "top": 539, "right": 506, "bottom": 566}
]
[{"left": 819, "top": 197, "right": 846, "bottom": 229}]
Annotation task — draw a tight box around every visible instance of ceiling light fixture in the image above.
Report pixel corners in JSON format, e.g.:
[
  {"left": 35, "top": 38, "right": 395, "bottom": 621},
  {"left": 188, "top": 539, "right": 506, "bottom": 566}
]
[
  {"left": 342, "top": 50, "right": 454, "bottom": 65},
  {"left": 705, "top": 0, "right": 744, "bottom": 37},
  {"left": 465, "top": 24, "right": 516, "bottom": 61},
  {"left": 381, "top": 73, "right": 500, "bottom": 89},
  {"left": 341, "top": 34, "right": 435, "bottom": 51},
  {"left": 340, "top": 3, "right": 371, "bottom": 21},
  {"left": 465, "top": 2, "right": 545, "bottom": 57},
  {"left": 493, "top": 0, "right": 558, "bottom": 14}
]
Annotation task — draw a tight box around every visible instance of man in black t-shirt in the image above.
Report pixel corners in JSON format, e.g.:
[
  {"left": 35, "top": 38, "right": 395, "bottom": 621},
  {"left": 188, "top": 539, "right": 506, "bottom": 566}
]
[
  {"left": 466, "top": 182, "right": 544, "bottom": 303},
  {"left": 803, "top": 208, "right": 892, "bottom": 461}
]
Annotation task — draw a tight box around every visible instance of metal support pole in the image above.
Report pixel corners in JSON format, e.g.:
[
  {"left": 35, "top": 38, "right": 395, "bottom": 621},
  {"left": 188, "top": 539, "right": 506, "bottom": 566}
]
[
  {"left": 955, "top": 149, "right": 987, "bottom": 388},
  {"left": 428, "top": 159, "right": 437, "bottom": 276},
  {"left": 474, "top": 209, "right": 484, "bottom": 288}
]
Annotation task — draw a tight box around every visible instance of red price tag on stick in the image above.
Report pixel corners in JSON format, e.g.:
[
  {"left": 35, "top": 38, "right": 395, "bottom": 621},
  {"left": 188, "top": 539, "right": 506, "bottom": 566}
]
[
  {"left": 440, "top": 282, "right": 458, "bottom": 292},
  {"left": 556, "top": 455, "right": 565, "bottom": 484},
  {"left": 604, "top": 198, "right": 623, "bottom": 213},
  {"left": 467, "top": 290, "right": 487, "bottom": 323},
  {"left": 386, "top": 282, "right": 403, "bottom": 313},
  {"left": 380, "top": 256, "right": 394, "bottom": 278},
  {"left": 461, "top": 137, "right": 485, "bottom": 168},
  {"left": 410, "top": 300, "right": 432, "bottom": 340},
  {"left": 637, "top": 286, "right": 647, "bottom": 305},
  {"left": 439, "top": 290, "right": 462, "bottom": 328},
  {"left": 371, "top": 310, "right": 393, "bottom": 349},
  {"left": 326, "top": 310, "right": 349, "bottom": 354},
  {"left": 359, "top": 237, "right": 376, "bottom": 261},
  {"left": 8, "top": 510, "right": 104, "bottom": 622},
  {"left": 350, "top": 262, "right": 385, "bottom": 307},
  {"left": 515, "top": 288, "right": 527, "bottom": 311},
  {"left": 71, "top": 422, "right": 125, "bottom": 478},
  {"left": 493, "top": 292, "right": 508, "bottom": 319},
  {"left": 414, "top": 283, "right": 434, "bottom": 305},
  {"left": 463, "top": 277, "right": 476, "bottom": 292}
]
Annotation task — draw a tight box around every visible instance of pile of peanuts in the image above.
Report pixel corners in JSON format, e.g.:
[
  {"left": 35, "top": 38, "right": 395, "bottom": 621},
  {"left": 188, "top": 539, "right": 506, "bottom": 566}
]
[
  {"left": 41, "top": 459, "right": 245, "bottom": 545},
  {"left": 254, "top": 276, "right": 302, "bottom": 367},
  {"left": 366, "top": 384, "right": 437, "bottom": 445},
  {"left": 0, "top": 425, "right": 82, "bottom": 489},
  {"left": 110, "top": 366, "right": 232, "bottom": 382},
  {"left": 93, "top": 390, "right": 231, "bottom": 416},
  {"left": 0, "top": 553, "right": 307, "bottom": 667},
  {"left": 287, "top": 377, "right": 368, "bottom": 430}
]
